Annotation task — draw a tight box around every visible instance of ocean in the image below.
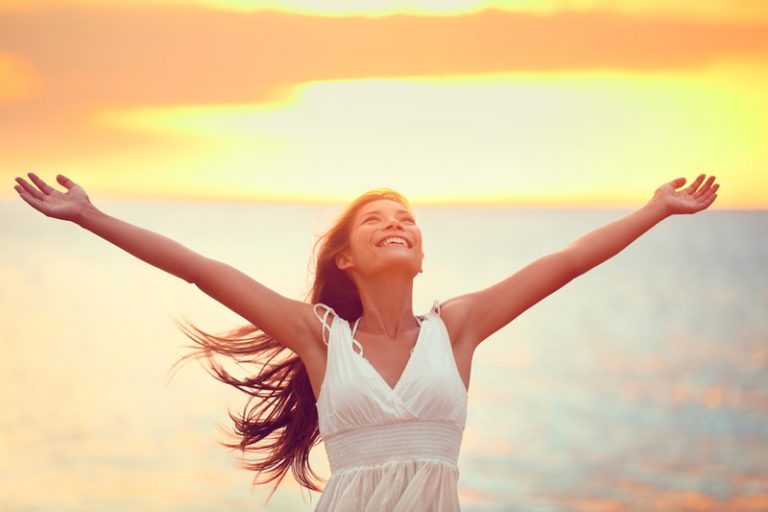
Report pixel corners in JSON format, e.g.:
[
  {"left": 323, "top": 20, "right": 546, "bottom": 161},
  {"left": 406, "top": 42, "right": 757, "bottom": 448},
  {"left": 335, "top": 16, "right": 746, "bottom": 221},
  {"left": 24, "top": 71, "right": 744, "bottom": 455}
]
[{"left": 1, "top": 199, "right": 765, "bottom": 511}]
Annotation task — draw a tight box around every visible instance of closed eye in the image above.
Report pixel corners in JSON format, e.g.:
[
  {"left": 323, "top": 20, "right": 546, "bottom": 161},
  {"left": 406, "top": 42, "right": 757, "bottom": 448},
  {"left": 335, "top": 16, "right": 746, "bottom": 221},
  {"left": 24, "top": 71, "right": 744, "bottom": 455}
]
[{"left": 360, "top": 213, "right": 416, "bottom": 224}]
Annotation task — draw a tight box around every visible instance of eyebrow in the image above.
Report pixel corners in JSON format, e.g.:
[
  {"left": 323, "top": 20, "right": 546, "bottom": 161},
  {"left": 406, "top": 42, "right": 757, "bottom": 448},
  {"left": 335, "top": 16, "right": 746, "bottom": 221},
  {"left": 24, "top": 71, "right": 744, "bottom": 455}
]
[{"left": 361, "top": 209, "right": 413, "bottom": 217}]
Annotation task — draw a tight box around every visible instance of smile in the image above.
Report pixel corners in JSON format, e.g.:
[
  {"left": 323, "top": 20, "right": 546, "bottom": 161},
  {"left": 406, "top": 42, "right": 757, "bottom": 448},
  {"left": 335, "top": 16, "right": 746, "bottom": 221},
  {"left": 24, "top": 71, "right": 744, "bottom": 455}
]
[{"left": 377, "top": 236, "right": 410, "bottom": 248}]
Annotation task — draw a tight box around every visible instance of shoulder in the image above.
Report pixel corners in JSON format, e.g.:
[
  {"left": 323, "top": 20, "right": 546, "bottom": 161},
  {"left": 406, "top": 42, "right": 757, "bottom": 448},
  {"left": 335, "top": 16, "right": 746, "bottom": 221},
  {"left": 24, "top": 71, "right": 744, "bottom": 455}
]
[
  {"left": 310, "top": 302, "right": 351, "bottom": 346},
  {"left": 430, "top": 295, "right": 475, "bottom": 350},
  {"left": 275, "top": 301, "right": 344, "bottom": 359},
  {"left": 313, "top": 302, "right": 337, "bottom": 322}
]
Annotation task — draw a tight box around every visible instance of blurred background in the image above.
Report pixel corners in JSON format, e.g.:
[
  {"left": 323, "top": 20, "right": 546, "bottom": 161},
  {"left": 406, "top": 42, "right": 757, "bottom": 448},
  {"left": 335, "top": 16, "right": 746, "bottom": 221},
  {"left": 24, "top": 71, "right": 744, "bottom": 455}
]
[{"left": 1, "top": 0, "right": 766, "bottom": 510}]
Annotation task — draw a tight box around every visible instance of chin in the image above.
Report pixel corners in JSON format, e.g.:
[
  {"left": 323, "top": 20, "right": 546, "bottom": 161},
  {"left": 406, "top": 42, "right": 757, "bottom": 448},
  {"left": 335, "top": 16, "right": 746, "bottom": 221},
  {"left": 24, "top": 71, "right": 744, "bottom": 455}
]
[{"left": 368, "top": 258, "right": 421, "bottom": 278}]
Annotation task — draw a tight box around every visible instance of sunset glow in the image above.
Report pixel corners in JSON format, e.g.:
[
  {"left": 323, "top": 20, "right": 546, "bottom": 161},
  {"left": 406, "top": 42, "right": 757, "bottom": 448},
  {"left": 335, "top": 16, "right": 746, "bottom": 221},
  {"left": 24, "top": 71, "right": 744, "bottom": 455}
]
[
  {"left": 1, "top": 1, "right": 766, "bottom": 206},
  {"left": 0, "top": 52, "right": 40, "bottom": 106}
]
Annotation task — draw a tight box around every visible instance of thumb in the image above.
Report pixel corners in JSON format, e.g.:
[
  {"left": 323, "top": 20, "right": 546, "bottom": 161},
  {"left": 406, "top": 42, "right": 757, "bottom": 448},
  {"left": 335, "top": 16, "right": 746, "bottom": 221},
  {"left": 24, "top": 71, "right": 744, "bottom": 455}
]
[{"left": 57, "top": 174, "right": 76, "bottom": 189}]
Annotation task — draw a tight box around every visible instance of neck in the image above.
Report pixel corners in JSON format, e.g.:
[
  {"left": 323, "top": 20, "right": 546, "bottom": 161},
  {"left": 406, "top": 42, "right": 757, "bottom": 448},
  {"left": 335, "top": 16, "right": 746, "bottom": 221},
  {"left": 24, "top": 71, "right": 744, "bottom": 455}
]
[{"left": 354, "top": 270, "right": 417, "bottom": 340}]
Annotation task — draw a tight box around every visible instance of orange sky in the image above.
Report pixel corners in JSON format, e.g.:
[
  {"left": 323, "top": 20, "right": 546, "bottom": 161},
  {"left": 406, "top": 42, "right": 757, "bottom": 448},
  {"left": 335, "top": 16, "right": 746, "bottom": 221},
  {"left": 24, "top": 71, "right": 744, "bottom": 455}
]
[{"left": 1, "top": 1, "right": 766, "bottom": 206}]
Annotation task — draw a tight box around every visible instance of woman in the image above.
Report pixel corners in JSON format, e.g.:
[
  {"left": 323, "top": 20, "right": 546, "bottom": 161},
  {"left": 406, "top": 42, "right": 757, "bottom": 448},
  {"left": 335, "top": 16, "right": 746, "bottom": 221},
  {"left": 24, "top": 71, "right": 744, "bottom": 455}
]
[{"left": 13, "top": 172, "right": 719, "bottom": 511}]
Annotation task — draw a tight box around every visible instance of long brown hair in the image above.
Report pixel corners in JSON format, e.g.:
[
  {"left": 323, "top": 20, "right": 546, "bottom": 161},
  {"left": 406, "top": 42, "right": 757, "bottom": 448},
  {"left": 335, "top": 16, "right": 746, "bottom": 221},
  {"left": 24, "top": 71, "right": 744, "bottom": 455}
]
[{"left": 169, "top": 188, "right": 411, "bottom": 504}]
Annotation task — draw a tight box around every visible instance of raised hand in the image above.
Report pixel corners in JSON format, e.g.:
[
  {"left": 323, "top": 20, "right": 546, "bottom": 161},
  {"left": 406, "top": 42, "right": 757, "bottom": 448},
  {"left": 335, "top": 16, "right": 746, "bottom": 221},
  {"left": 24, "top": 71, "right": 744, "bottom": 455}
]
[
  {"left": 13, "top": 172, "right": 93, "bottom": 222},
  {"left": 651, "top": 174, "right": 720, "bottom": 215}
]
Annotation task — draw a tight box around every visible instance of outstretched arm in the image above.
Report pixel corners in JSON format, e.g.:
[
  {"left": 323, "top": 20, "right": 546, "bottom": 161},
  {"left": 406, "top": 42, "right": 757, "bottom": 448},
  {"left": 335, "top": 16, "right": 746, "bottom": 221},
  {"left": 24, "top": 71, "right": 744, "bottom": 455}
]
[
  {"left": 442, "top": 174, "right": 720, "bottom": 350},
  {"left": 16, "top": 173, "right": 203, "bottom": 284},
  {"left": 13, "top": 173, "right": 319, "bottom": 356}
]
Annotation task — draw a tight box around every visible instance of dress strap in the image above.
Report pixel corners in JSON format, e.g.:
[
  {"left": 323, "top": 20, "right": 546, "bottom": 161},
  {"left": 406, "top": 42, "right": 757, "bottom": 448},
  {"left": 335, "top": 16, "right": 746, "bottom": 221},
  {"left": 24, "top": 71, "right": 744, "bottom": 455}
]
[
  {"left": 313, "top": 303, "right": 337, "bottom": 346},
  {"left": 431, "top": 299, "right": 441, "bottom": 317},
  {"left": 351, "top": 317, "right": 361, "bottom": 337},
  {"left": 350, "top": 318, "right": 364, "bottom": 356}
]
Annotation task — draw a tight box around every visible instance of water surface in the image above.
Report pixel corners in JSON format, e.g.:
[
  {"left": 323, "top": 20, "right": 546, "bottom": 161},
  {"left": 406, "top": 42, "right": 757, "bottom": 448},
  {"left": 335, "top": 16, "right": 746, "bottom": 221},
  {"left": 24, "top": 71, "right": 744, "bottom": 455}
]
[{"left": 1, "top": 200, "right": 765, "bottom": 511}]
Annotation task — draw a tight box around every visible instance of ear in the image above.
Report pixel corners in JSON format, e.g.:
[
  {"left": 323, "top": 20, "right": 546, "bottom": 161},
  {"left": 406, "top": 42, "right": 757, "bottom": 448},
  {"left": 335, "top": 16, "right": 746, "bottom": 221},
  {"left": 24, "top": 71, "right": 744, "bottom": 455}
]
[{"left": 335, "top": 250, "right": 354, "bottom": 271}]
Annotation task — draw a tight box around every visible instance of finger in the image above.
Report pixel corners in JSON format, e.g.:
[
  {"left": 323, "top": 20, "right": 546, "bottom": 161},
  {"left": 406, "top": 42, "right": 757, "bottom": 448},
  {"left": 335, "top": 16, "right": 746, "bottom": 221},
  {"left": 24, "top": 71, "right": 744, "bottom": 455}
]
[
  {"left": 669, "top": 177, "right": 686, "bottom": 189},
  {"left": 693, "top": 176, "right": 716, "bottom": 198},
  {"left": 698, "top": 183, "right": 719, "bottom": 202},
  {"left": 15, "top": 176, "right": 46, "bottom": 200},
  {"left": 28, "top": 172, "right": 56, "bottom": 195},
  {"left": 16, "top": 187, "right": 48, "bottom": 213},
  {"left": 57, "top": 174, "right": 77, "bottom": 190},
  {"left": 685, "top": 173, "right": 706, "bottom": 194}
]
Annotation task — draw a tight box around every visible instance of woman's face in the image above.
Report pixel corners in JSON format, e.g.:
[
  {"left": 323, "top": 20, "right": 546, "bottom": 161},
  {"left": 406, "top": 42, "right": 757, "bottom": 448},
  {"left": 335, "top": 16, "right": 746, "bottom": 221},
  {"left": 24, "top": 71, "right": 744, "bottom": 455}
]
[{"left": 336, "top": 199, "right": 424, "bottom": 279}]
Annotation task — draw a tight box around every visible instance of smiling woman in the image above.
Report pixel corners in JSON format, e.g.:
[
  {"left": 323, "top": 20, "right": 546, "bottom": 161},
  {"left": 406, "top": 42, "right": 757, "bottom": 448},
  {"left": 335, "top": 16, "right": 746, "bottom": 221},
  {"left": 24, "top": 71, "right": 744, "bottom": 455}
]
[{"left": 13, "top": 171, "right": 719, "bottom": 510}]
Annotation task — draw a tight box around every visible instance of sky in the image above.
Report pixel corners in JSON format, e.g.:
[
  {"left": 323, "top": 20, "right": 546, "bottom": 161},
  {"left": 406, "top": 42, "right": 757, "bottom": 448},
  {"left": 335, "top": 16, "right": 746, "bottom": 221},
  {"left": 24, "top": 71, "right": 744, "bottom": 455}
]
[{"left": 1, "top": 0, "right": 767, "bottom": 207}]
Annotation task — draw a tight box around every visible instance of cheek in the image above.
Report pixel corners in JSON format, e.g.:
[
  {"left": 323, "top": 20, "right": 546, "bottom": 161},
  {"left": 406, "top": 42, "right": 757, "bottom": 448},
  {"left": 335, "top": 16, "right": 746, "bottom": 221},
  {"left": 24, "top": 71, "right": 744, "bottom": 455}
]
[{"left": 349, "top": 228, "right": 375, "bottom": 255}]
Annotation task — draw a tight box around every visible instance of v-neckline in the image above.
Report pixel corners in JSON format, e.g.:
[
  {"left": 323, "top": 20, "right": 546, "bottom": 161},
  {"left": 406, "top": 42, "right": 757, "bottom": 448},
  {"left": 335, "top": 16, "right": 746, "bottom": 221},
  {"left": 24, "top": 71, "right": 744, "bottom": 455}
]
[{"left": 348, "top": 314, "right": 428, "bottom": 394}]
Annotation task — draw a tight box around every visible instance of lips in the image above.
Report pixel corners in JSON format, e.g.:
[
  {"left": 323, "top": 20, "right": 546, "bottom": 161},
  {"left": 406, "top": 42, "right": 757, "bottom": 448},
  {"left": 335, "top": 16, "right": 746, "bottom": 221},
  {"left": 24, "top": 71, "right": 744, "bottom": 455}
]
[{"left": 376, "top": 236, "right": 410, "bottom": 248}]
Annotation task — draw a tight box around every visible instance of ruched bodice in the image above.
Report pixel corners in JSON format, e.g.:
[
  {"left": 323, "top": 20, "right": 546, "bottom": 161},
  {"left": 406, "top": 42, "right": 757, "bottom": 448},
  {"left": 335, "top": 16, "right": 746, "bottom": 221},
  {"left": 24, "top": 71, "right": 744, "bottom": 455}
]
[{"left": 313, "top": 300, "right": 468, "bottom": 511}]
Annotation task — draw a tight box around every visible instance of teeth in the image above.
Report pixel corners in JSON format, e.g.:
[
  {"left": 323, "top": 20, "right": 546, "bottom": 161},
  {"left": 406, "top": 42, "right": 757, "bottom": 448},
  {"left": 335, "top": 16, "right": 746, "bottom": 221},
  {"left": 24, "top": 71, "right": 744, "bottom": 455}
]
[{"left": 379, "top": 237, "right": 408, "bottom": 247}]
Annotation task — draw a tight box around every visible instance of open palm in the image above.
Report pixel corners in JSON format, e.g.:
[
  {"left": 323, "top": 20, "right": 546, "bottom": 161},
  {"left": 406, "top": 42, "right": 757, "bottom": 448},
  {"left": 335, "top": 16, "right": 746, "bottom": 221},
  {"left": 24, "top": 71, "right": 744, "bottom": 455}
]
[
  {"left": 653, "top": 174, "right": 720, "bottom": 215},
  {"left": 14, "top": 173, "right": 92, "bottom": 222}
]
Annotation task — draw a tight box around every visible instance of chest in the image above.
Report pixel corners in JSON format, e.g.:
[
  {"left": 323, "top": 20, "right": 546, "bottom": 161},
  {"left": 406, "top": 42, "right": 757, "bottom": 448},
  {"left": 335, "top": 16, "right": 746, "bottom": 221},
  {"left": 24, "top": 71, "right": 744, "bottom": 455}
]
[
  {"left": 304, "top": 323, "right": 473, "bottom": 402},
  {"left": 350, "top": 328, "right": 420, "bottom": 390}
]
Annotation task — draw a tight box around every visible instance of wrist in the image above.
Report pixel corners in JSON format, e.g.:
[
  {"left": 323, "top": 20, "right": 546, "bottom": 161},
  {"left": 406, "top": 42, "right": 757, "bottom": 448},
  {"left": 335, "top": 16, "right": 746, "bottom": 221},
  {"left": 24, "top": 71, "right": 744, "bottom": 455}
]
[
  {"left": 644, "top": 197, "right": 671, "bottom": 220},
  {"left": 75, "top": 202, "right": 102, "bottom": 228}
]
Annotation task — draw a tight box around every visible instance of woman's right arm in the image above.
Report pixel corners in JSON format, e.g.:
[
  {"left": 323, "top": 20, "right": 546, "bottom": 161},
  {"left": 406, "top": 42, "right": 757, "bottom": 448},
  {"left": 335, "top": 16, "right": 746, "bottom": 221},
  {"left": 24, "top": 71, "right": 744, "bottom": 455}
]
[{"left": 13, "top": 173, "right": 320, "bottom": 356}]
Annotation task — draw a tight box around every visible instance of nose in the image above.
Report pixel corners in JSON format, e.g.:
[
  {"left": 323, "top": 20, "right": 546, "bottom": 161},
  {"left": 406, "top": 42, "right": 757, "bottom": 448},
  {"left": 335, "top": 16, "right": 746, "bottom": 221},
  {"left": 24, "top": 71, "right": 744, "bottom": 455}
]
[{"left": 384, "top": 216, "right": 403, "bottom": 230}]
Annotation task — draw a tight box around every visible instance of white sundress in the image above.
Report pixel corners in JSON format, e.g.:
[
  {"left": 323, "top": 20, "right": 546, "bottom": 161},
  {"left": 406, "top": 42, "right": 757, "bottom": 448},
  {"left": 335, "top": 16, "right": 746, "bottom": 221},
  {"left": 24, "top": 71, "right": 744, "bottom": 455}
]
[{"left": 312, "top": 300, "right": 468, "bottom": 511}]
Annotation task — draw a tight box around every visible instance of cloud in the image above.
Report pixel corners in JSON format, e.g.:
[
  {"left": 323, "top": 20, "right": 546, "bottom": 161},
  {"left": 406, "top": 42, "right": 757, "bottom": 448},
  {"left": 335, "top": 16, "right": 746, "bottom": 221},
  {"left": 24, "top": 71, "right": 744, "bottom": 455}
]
[
  {"left": 1, "top": 6, "right": 766, "bottom": 114},
  {"left": 1, "top": 5, "right": 765, "bottom": 204}
]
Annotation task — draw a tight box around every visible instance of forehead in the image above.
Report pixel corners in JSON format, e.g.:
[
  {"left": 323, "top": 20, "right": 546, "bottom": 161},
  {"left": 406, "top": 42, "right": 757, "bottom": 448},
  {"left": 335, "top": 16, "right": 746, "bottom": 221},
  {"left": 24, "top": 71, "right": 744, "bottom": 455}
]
[{"left": 356, "top": 199, "right": 411, "bottom": 217}]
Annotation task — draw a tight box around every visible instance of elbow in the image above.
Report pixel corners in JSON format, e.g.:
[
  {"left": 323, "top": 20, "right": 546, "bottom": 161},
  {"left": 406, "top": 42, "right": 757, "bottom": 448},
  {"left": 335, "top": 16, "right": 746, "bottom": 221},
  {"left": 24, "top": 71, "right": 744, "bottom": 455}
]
[
  {"left": 172, "top": 268, "right": 197, "bottom": 285},
  {"left": 182, "top": 254, "right": 211, "bottom": 286},
  {"left": 561, "top": 247, "right": 587, "bottom": 278},
  {"left": 185, "top": 256, "right": 230, "bottom": 288},
  {"left": 179, "top": 262, "right": 199, "bottom": 285}
]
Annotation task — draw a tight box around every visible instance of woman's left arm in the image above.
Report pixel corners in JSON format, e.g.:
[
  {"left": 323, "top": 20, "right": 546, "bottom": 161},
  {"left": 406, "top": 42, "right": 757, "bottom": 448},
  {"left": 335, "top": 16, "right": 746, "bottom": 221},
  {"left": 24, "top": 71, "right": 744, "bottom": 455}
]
[
  {"left": 443, "top": 174, "right": 720, "bottom": 349},
  {"left": 566, "top": 174, "right": 718, "bottom": 274}
]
